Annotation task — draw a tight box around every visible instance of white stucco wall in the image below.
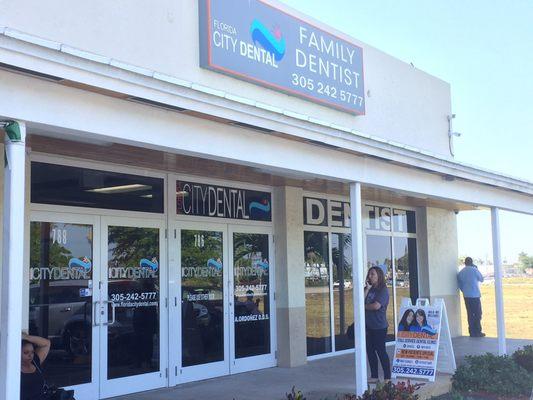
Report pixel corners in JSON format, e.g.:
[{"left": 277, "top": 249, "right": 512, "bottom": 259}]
[
  {"left": 0, "top": 0, "right": 452, "bottom": 156},
  {"left": 424, "top": 207, "right": 462, "bottom": 337}
]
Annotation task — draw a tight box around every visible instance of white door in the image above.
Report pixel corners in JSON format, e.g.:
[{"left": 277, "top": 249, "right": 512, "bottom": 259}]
[
  {"left": 168, "top": 221, "right": 276, "bottom": 384},
  {"left": 98, "top": 217, "right": 167, "bottom": 398},
  {"left": 29, "top": 212, "right": 101, "bottom": 400},
  {"left": 169, "top": 221, "right": 230, "bottom": 384},
  {"left": 229, "top": 225, "right": 276, "bottom": 373}
]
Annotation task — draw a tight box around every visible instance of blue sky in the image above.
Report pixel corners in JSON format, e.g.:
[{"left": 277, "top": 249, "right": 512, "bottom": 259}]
[{"left": 281, "top": 0, "right": 533, "bottom": 262}]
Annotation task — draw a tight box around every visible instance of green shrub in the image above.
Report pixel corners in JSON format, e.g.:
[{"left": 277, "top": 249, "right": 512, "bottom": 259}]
[
  {"left": 452, "top": 353, "right": 533, "bottom": 397},
  {"left": 513, "top": 345, "right": 533, "bottom": 373},
  {"left": 344, "top": 380, "right": 421, "bottom": 400}
]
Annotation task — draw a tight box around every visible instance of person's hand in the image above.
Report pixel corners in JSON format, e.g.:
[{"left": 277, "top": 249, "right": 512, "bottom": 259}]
[{"left": 364, "top": 280, "right": 372, "bottom": 290}]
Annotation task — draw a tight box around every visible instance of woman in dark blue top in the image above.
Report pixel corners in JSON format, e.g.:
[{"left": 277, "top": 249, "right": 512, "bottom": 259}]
[
  {"left": 20, "top": 333, "right": 50, "bottom": 400},
  {"left": 364, "top": 266, "right": 391, "bottom": 383}
]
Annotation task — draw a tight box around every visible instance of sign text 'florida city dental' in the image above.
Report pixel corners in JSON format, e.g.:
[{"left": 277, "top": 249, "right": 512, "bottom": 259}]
[{"left": 199, "top": 0, "right": 365, "bottom": 115}]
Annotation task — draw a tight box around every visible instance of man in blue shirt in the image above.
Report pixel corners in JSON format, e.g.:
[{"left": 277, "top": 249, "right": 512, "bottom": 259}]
[{"left": 457, "top": 257, "right": 485, "bottom": 337}]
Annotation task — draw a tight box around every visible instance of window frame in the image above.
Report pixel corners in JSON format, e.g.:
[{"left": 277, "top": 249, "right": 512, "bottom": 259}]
[{"left": 363, "top": 202, "right": 420, "bottom": 342}]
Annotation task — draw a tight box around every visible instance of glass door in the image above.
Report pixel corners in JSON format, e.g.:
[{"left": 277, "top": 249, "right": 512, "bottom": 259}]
[
  {"left": 99, "top": 217, "right": 167, "bottom": 398},
  {"left": 229, "top": 226, "right": 276, "bottom": 373},
  {"left": 29, "top": 212, "right": 100, "bottom": 400},
  {"left": 170, "top": 222, "right": 229, "bottom": 384}
]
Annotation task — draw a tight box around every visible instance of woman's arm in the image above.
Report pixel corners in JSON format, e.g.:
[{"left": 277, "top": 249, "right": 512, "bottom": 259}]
[
  {"left": 22, "top": 333, "right": 51, "bottom": 363},
  {"left": 365, "top": 301, "right": 382, "bottom": 311}
]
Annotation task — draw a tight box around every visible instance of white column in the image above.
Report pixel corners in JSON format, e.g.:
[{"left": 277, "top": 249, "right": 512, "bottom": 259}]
[
  {"left": 0, "top": 120, "right": 26, "bottom": 400},
  {"left": 490, "top": 207, "right": 506, "bottom": 355},
  {"left": 350, "top": 182, "right": 367, "bottom": 395}
]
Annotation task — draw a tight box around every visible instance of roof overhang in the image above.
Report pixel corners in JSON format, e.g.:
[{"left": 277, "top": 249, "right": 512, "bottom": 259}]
[{"left": 0, "top": 29, "right": 532, "bottom": 215}]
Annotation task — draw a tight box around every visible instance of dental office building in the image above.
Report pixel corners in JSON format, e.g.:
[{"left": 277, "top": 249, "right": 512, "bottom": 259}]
[{"left": 0, "top": 0, "right": 532, "bottom": 399}]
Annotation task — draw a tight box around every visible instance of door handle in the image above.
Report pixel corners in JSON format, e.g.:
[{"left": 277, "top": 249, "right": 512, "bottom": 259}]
[
  {"left": 60, "top": 307, "right": 72, "bottom": 312},
  {"left": 101, "top": 300, "right": 116, "bottom": 326},
  {"left": 92, "top": 301, "right": 100, "bottom": 327},
  {"left": 110, "top": 301, "right": 116, "bottom": 326}
]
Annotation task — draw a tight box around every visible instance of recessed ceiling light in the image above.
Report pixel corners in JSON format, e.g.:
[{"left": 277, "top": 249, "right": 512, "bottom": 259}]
[{"left": 86, "top": 184, "right": 151, "bottom": 194}]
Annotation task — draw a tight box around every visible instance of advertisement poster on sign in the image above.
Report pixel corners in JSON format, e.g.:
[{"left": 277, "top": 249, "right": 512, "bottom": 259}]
[{"left": 392, "top": 300, "right": 442, "bottom": 380}]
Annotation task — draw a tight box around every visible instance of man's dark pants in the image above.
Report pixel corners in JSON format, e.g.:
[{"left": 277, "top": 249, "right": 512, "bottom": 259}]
[{"left": 464, "top": 297, "right": 482, "bottom": 336}]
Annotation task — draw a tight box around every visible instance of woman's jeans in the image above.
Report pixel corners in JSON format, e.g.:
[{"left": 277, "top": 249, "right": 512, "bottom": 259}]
[{"left": 366, "top": 327, "right": 391, "bottom": 379}]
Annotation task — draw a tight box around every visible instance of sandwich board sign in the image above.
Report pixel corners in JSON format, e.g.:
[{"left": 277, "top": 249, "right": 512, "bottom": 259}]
[{"left": 392, "top": 298, "right": 456, "bottom": 381}]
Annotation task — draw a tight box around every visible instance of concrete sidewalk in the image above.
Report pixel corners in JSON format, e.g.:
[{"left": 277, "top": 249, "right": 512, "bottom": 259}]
[{"left": 113, "top": 337, "right": 533, "bottom": 400}]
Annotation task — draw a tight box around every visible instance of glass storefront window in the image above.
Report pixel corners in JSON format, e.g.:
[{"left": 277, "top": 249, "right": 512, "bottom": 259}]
[
  {"left": 107, "top": 226, "right": 160, "bottom": 379},
  {"left": 181, "top": 230, "right": 224, "bottom": 367},
  {"left": 304, "top": 231, "right": 332, "bottom": 356},
  {"left": 365, "top": 235, "right": 395, "bottom": 340},
  {"left": 364, "top": 203, "right": 418, "bottom": 341},
  {"left": 393, "top": 237, "right": 419, "bottom": 319},
  {"left": 31, "top": 162, "right": 164, "bottom": 213},
  {"left": 304, "top": 201, "right": 418, "bottom": 355},
  {"left": 29, "top": 222, "right": 93, "bottom": 387},
  {"left": 233, "top": 233, "right": 271, "bottom": 358},
  {"left": 392, "top": 209, "right": 416, "bottom": 234},
  {"left": 364, "top": 205, "right": 392, "bottom": 232},
  {"left": 332, "top": 233, "right": 354, "bottom": 351}
]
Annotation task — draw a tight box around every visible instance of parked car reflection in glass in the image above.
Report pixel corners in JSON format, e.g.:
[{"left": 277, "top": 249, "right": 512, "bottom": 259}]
[{"left": 29, "top": 283, "right": 92, "bottom": 356}]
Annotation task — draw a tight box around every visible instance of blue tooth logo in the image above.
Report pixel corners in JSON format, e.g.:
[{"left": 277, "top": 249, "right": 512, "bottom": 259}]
[
  {"left": 207, "top": 258, "right": 223, "bottom": 270},
  {"left": 256, "top": 261, "right": 269, "bottom": 270},
  {"left": 140, "top": 258, "right": 159, "bottom": 272},
  {"left": 250, "top": 19, "right": 286, "bottom": 61},
  {"left": 69, "top": 257, "right": 92, "bottom": 272},
  {"left": 249, "top": 200, "right": 271, "bottom": 215}
]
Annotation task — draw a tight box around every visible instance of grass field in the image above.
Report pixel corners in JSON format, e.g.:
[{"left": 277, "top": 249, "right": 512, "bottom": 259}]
[
  {"left": 461, "top": 277, "right": 533, "bottom": 339},
  {"left": 307, "top": 286, "right": 409, "bottom": 338},
  {"left": 306, "top": 277, "right": 533, "bottom": 341}
]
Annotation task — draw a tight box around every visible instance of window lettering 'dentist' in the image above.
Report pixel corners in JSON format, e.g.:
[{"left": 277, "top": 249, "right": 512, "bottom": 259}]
[{"left": 303, "top": 197, "right": 350, "bottom": 228}]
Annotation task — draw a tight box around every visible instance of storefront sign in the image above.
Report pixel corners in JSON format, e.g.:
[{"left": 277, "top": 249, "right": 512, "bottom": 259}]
[
  {"left": 182, "top": 257, "right": 223, "bottom": 278},
  {"left": 303, "top": 197, "right": 350, "bottom": 227},
  {"left": 176, "top": 181, "right": 271, "bottom": 221},
  {"left": 199, "top": 0, "right": 365, "bottom": 114},
  {"left": 234, "top": 259, "right": 269, "bottom": 278},
  {"left": 108, "top": 258, "right": 159, "bottom": 280},
  {"left": 30, "top": 257, "right": 92, "bottom": 281},
  {"left": 392, "top": 300, "right": 442, "bottom": 380}
]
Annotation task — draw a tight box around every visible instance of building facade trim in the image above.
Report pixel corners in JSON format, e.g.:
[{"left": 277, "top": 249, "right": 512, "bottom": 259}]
[{"left": 0, "top": 30, "right": 532, "bottom": 195}]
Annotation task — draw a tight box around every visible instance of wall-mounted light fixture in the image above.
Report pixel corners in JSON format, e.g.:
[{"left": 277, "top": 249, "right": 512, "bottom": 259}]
[{"left": 448, "top": 114, "right": 462, "bottom": 156}]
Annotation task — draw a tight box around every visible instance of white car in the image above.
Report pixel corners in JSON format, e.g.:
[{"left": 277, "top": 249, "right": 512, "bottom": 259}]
[{"left": 333, "top": 280, "right": 352, "bottom": 289}]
